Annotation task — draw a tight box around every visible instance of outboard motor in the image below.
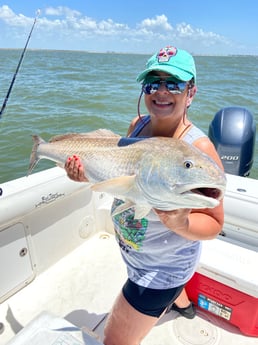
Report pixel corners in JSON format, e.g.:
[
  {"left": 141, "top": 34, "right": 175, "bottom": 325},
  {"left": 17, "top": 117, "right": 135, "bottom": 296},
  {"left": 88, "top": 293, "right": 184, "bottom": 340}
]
[{"left": 208, "top": 106, "right": 256, "bottom": 176}]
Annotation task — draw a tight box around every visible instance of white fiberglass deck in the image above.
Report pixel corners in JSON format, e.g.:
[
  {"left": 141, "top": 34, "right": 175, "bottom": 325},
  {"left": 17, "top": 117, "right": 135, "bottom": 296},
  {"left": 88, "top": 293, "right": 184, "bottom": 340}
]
[{"left": 2, "top": 231, "right": 257, "bottom": 345}]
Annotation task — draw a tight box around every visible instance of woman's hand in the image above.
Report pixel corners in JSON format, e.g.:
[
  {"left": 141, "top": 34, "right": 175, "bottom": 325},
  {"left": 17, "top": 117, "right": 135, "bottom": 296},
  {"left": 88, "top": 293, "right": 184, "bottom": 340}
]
[
  {"left": 154, "top": 208, "right": 191, "bottom": 234},
  {"left": 64, "top": 155, "right": 88, "bottom": 182}
]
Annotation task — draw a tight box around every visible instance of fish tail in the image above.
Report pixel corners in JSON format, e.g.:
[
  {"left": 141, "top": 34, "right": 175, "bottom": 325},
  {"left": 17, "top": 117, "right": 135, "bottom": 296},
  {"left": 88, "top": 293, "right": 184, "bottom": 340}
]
[{"left": 27, "top": 135, "right": 45, "bottom": 176}]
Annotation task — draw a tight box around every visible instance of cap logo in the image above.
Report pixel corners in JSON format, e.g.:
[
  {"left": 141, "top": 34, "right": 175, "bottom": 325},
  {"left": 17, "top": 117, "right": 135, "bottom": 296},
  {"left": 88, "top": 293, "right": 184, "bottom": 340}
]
[{"left": 157, "top": 46, "right": 177, "bottom": 62}]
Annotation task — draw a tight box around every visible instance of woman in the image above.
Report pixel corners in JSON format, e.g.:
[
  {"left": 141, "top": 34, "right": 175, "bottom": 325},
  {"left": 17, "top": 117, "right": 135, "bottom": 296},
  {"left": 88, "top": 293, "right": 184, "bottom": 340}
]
[{"left": 65, "top": 45, "right": 224, "bottom": 345}]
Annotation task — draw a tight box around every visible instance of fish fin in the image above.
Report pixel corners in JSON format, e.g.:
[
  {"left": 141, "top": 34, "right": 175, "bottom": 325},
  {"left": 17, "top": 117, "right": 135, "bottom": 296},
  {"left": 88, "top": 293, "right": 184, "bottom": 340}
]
[
  {"left": 111, "top": 200, "right": 135, "bottom": 216},
  {"left": 112, "top": 201, "right": 152, "bottom": 219},
  {"left": 50, "top": 129, "right": 120, "bottom": 142},
  {"left": 90, "top": 175, "right": 136, "bottom": 194},
  {"left": 81, "top": 129, "right": 120, "bottom": 137},
  {"left": 27, "top": 135, "right": 45, "bottom": 176},
  {"left": 134, "top": 205, "right": 152, "bottom": 219}
]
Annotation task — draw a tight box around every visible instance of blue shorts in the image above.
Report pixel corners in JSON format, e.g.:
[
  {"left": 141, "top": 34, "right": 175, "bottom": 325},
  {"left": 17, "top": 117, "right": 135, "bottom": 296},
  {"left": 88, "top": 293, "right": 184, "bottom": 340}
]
[{"left": 122, "top": 279, "right": 184, "bottom": 317}]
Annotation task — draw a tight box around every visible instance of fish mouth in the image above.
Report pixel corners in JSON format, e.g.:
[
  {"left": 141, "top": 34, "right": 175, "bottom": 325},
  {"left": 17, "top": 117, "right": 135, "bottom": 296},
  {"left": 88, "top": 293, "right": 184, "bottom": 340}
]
[
  {"left": 191, "top": 187, "right": 223, "bottom": 200},
  {"left": 177, "top": 184, "right": 225, "bottom": 206}
]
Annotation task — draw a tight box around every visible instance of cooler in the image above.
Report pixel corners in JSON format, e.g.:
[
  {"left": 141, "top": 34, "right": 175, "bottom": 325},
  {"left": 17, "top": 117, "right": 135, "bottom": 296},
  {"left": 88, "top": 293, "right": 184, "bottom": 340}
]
[{"left": 185, "top": 238, "right": 258, "bottom": 336}]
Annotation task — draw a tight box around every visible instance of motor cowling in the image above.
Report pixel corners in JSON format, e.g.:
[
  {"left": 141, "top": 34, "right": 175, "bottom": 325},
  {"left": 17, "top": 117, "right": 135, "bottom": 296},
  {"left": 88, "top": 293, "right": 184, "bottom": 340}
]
[{"left": 208, "top": 106, "right": 256, "bottom": 176}]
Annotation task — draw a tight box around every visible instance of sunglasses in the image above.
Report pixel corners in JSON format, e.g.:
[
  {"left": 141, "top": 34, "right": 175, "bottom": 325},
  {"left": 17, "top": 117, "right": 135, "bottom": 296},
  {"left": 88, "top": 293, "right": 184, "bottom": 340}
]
[{"left": 142, "top": 77, "right": 189, "bottom": 95}]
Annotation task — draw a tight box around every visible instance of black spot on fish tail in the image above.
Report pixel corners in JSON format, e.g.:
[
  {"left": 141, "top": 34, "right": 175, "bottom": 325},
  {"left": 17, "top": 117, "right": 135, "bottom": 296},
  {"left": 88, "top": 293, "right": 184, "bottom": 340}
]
[{"left": 27, "top": 135, "right": 45, "bottom": 176}]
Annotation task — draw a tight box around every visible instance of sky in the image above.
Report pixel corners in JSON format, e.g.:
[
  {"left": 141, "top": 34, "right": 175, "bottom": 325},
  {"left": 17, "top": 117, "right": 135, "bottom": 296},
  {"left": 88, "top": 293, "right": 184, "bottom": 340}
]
[{"left": 0, "top": 1, "right": 257, "bottom": 55}]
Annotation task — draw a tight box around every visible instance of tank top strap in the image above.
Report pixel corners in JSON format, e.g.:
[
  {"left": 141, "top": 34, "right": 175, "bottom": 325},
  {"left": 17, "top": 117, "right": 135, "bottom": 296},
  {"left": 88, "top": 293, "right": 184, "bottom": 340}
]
[
  {"left": 183, "top": 125, "right": 207, "bottom": 144},
  {"left": 129, "top": 115, "right": 206, "bottom": 144},
  {"left": 129, "top": 115, "right": 151, "bottom": 138}
]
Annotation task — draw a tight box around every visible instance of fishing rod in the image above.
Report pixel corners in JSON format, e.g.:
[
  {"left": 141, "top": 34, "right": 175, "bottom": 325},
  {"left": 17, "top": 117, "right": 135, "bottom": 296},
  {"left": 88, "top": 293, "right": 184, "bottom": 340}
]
[{"left": 0, "top": 9, "right": 40, "bottom": 119}]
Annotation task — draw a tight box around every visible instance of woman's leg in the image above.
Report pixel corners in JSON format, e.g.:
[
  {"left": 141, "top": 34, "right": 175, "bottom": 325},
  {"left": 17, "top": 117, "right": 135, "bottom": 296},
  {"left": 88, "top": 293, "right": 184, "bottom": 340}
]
[
  {"left": 166, "top": 288, "right": 196, "bottom": 319},
  {"left": 103, "top": 291, "right": 162, "bottom": 345},
  {"left": 173, "top": 288, "right": 190, "bottom": 307}
]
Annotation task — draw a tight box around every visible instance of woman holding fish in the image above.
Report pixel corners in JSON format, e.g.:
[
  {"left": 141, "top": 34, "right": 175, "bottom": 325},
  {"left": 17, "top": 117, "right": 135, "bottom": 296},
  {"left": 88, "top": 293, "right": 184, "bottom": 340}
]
[{"left": 65, "top": 45, "right": 224, "bottom": 345}]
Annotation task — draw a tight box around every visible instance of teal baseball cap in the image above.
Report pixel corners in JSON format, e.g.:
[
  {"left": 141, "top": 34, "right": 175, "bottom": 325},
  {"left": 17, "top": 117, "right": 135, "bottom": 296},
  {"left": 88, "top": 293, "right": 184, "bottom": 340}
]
[{"left": 137, "top": 46, "right": 196, "bottom": 83}]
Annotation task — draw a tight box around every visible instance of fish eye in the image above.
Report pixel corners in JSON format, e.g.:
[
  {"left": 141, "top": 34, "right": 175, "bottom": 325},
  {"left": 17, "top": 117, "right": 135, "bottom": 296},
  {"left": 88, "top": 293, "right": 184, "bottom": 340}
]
[{"left": 184, "top": 160, "right": 193, "bottom": 169}]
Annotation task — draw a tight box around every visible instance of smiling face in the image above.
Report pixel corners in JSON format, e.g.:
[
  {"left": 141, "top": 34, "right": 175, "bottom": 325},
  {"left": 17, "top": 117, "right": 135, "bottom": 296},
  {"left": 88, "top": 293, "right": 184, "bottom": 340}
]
[{"left": 143, "top": 71, "right": 196, "bottom": 135}]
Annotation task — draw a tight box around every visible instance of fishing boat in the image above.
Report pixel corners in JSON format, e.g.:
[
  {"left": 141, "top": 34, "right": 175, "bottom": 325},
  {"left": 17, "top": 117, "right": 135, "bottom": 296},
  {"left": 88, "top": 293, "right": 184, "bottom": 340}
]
[{"left": 0, "top": 106, "right": 257, "bottom": 345}]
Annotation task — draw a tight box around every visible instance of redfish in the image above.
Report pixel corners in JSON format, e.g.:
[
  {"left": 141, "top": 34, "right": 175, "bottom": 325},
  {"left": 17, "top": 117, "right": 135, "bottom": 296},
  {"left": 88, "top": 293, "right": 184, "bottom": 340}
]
[{"left": 28, "top": 129, "right": 226, "bottom": 218}]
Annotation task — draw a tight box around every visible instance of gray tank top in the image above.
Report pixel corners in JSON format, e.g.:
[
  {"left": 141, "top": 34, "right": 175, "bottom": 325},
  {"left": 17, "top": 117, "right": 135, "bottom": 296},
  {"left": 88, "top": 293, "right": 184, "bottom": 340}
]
[{"left": 112, "top": 115, "right": 207, "bottom": 289}]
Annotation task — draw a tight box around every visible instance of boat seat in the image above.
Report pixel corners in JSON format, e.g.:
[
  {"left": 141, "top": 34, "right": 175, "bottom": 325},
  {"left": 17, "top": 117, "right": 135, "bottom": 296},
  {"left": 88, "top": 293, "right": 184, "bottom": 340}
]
[{"left": 6, "top": 311, "right": 103, "bottom": 345}]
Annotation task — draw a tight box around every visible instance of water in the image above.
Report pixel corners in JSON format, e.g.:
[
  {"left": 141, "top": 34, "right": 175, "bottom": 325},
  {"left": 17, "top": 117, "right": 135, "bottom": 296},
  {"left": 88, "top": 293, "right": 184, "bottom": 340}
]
[{"left": 0, "top": 50, "right": 257, "bottom": 183}]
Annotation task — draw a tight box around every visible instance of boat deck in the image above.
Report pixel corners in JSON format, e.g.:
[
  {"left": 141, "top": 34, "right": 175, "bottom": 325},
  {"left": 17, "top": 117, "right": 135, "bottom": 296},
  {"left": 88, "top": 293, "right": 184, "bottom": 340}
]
[{"left": 2, "top": 231, "right": 257, "bottom": 345}]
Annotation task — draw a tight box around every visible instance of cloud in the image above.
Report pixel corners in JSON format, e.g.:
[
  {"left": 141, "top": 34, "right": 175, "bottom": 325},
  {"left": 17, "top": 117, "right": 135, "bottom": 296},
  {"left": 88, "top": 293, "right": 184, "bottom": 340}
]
[
  {"left": 139, "top": 14, "right": 173, "bottom": 31},
  {"left": 137, "top": 15, "right": 229, "bottom": 46},
  {"left": 19, "top": 6, "right": 125, "bottom": 36},
  {"left": 0, "top": 5, "right": 32, "bottom": 27},
  {"left": 0, "top": 5, "right": 235, "bottom": 54},
  {"left": 45, "top": 6, "right": 81, "bottom": 18}
]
